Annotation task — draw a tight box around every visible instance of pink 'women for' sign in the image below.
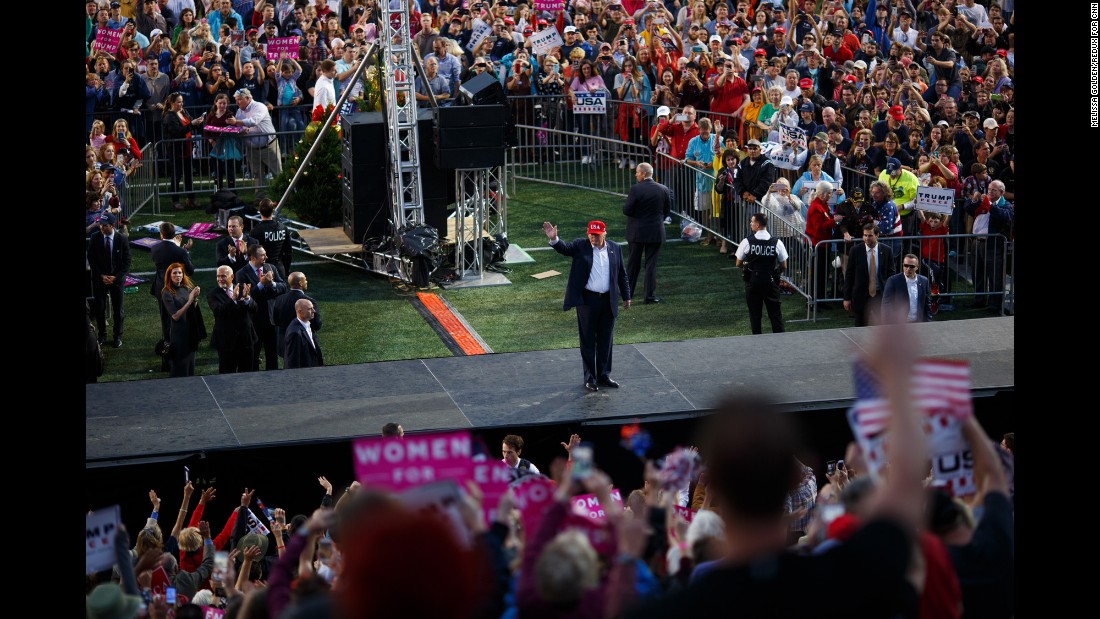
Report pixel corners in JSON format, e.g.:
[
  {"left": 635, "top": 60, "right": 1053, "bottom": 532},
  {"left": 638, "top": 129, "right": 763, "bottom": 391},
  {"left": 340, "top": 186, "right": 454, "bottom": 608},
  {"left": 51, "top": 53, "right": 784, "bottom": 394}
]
[{"left": 352, "top": 430, "right": 472, "bottom": 491}]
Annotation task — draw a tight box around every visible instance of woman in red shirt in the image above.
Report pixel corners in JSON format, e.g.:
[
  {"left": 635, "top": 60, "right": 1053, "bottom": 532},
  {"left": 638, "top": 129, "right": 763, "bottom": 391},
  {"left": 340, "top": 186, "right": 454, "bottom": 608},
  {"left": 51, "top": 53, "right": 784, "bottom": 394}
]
[{"left": 805, "top": 181, "right": 840, "bottom": 300}]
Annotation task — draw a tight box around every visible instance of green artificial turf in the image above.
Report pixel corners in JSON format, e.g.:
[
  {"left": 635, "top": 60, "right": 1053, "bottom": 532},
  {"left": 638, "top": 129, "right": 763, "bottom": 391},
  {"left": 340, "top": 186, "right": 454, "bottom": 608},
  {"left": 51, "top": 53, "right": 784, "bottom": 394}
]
[{"left": 94, "top": 180, "right": 1001, "bottom": 383}]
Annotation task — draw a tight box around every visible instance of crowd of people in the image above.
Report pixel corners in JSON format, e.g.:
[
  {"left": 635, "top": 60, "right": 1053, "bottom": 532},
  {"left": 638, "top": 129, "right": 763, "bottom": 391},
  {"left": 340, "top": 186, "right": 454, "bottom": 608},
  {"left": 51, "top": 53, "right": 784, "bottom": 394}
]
[
  {"left": 86, "top": 327, "right": 1016, "bottom": 618},
  {"left": 84, "top": 0, "right": 1016, "bottom": 377}
]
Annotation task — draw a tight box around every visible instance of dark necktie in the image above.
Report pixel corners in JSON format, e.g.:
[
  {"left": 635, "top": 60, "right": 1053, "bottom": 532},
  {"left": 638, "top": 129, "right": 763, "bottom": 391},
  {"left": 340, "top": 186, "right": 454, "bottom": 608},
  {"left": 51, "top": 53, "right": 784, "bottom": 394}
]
[{"left": 106, "top": 236, "right": 113, "bottom": 272}]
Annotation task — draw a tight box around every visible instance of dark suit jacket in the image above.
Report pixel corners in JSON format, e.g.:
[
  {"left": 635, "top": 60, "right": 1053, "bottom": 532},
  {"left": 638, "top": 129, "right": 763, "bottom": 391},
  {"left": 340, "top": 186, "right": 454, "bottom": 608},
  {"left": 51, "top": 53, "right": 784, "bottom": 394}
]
[
  {"left": 216, "top": 234, "right": 258, "bottom": 271},
  {"left": 273, "top": 289, "right": 321, "bottom": 357},
  {"left": 284, "top": 319, "right": 323, "bottom": 368},
  {"left": 150, "top": 240, "right": 194, "bottom": 298},
  {"left": 843, "top": 242, "right": 895, "bottom": 312},
  {"left": 881, "top": 273, "right": 933, "bottom": 323},
  {"left": 623, "top": 179, "right": 672, "bottom": 244},
  {"left": 207, "top": 287, "right": 259, "bottom": 352},
  {"left": 234, "top": 263, "right": 288, "bottom": 328},
  {"left": 551, "top": 238, "right": 631, "bottom": 317},
  {"left": 87, "top": 230, "right": 132, "bottom": 283}
]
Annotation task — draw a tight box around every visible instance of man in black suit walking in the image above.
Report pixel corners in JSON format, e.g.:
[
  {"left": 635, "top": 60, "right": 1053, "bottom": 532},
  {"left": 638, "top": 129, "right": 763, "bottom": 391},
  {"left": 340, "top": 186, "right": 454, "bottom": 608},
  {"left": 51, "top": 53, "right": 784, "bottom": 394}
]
[
  {"left": 87, "top": 212, "right": 132, "bottom": 348},
  {"left": 150, "top": 222, "right": 195, "bottom": 358},
  {"left": 284, "top": 298, "right": 323, "bottom": 369},
  {"left": 273, "top": 271, "right": 321, "bottom": 361},
  {"left": 235, "top": 244, "right": 288, "bottom": 370},
  {"left": 543, "top": 220, "right": 632, "bottom": 392},
  {"left": 623, "top": 162, "right": 672, "bottom": 304},
  {"left": 882, "top": 253, "right": 933, "bottom": 323},
  {"left": 843, "top": 223, "right": 895, "bottom": 327}
]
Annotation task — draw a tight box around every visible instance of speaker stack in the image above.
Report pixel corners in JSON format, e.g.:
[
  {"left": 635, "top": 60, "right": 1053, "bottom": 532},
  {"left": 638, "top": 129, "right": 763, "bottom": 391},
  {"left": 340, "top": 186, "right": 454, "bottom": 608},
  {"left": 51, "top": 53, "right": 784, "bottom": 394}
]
[{"left": 339, "top": 112, "right": 389, "bottom": 244}]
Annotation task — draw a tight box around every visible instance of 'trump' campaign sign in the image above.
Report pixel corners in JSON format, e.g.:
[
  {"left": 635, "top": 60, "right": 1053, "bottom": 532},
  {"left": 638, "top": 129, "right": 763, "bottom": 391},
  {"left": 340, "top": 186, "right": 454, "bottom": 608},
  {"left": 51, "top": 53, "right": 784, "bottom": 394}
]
[
  {"left": 94, "top": 28, "right": 123, "bottom": 55},
  {"left": 353, "top": 430, "right": 473, "bottom": 491},
  {"left": 915, "top": 186, "right": 955, "bottom": 215},
  {"left": 86, "top": 505, "right": 121, "bottom": 574},
  {"left": 265, "top": 37, "right": 300, "bottom": 61},
  {"left": 528, "top": 26, "right": 565, "bottom": 56}
]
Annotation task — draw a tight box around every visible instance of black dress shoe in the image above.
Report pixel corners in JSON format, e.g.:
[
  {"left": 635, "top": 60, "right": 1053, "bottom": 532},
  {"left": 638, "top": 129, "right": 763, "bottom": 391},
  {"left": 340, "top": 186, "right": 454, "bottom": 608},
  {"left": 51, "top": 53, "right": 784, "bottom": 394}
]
[
  {"left": 643, "top": 297, "right": 661, "bottom": 304},
  {"left": 113, "top": 337, "right": 123, "bottom": 349},
  {"left": 597, "top": 377, "right": 620, "bottom": 388},
  {"left": 584, "top": 382, "right": 599, "bottom": 392}
]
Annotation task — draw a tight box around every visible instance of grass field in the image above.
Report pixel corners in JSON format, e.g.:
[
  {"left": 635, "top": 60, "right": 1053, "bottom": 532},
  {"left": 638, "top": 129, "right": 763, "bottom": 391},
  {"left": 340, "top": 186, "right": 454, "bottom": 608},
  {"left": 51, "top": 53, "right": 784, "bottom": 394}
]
[{"left": 94, "top": 179, "right": 999, "bottom": 382}]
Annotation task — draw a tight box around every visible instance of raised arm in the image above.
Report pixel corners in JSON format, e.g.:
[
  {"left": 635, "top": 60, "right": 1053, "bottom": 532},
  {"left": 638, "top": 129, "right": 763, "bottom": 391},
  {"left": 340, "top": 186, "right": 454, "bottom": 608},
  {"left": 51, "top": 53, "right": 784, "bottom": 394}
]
[{"left": 171, "top": 481, "right": 195, "bottom": 539}]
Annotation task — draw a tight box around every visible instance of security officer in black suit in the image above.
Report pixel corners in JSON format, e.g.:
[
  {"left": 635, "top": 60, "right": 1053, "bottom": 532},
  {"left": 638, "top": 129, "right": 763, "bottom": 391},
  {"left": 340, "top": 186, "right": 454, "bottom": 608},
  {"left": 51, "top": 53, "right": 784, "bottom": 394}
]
[
  {"left": 87, "top": 212, "right": 132, "bottom": 348},
  {"left": 844, "top": 222, "right": 896, "bottom": 327},
  {"left": 543, "top": 220, "right": 632, "bottom": 392},
  {"left": 234, "top": 244, "right": 288, "bottom": 370},
  {"left": 273, "top": 271, "right": 321, "bottom": 361},
  {"left": 623, "top": 162, "right": 672, "bottom": 304},
  {"left": 735, "top": 212, "right": 788, "bottom": 334}
]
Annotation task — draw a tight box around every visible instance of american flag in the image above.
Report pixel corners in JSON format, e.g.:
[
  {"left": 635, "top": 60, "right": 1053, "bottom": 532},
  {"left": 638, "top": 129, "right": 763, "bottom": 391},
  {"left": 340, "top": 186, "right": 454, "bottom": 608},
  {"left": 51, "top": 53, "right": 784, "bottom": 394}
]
[{"left": 850, "top": 358, "right": 972, "bottom": 439}]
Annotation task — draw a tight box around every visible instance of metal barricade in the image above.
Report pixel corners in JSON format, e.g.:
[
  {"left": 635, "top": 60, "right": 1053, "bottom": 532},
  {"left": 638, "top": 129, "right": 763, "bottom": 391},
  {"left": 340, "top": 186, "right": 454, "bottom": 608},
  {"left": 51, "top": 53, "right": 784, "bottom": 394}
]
[
  {"left": 508, "top": 123, "right": 651, "bottom": 197},
  {"left": 811, "top": 233, "right": 1012, "bottom": 320},
  {"left": 120, "top": 142, "right": 157, "bottom": 220}
]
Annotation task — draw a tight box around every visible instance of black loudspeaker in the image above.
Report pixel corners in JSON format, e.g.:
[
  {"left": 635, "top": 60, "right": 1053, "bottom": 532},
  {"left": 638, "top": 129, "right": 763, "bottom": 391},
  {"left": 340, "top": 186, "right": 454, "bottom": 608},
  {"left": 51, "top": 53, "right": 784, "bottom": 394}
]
[
  {"left": 340, "top": 113, "right": 390, "bottom": 243},
  {"left": 434, "top": 104, "right": 506, "bottom": 169},
  {"left": 459, "top": 72, "right": 506, "bottom": 104},
  {"left": 417, "top": 109, "right": 453, "bottom": 235}
]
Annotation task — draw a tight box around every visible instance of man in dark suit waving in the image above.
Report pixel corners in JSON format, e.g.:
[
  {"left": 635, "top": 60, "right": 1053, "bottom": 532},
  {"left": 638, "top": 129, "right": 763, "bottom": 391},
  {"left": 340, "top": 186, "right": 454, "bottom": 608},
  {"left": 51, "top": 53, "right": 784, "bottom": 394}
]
[
  {"left": 87, "top": 212, "right": 132, "bottom": 348},
  {"left": 544, "top": 220, "right": 632, "bottom": 392},
  {"left": 843, "top": 222, "right": 895, "bottom": 327},
  {"left": 285, "top": 298, "right": 323, "bottom": 369},
  {"left": 623, "top": 162, "right": 672, "bottom": 304},
  {"left": 881, "top": 253, "right": 933, "bottom": 323}
]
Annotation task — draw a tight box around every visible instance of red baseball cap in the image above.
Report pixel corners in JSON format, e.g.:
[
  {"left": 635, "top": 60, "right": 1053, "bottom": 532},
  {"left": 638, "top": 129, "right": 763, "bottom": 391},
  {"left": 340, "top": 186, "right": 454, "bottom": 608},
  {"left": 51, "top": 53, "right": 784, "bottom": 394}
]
[
  {"left": 888, "top": 105, "right": 905, "bottom": 121},
  {"left": 798, "top": 78, "right": 813, "bottom": 89},
  {"left": 622, "top": 17, "right": 635, "bottom": 25},
  {"left": 588, "top": 220, "right": 606, "bottom": 234},
  {"left": 503, "top": 17, "right": 514, "bottom": 25},
  {"left": 523, "top": 26, "right": 533, "bottom": 35},
  {"left": 754, "top": 48, "right": 766, "bottom": 56},
  {"left": 996, "top": 48, "right": 1007, "bottom": 57},
  {"left": 971, "top": 76, "right": 984, "bottom": 83},
  {"left": 537, "top": 18, "right": 549, "bottom": 25},
  {"left": 774, "top": 26, "right": 785, "bottom": 34},
  {"left": 842, "top": 74, "right": 857, "bottom": 83}
]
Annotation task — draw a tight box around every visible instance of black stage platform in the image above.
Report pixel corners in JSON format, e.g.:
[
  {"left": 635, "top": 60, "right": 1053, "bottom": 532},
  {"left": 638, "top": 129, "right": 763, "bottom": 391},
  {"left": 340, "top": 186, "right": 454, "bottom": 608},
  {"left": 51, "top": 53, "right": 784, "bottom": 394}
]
[{"left": 86, "top": 317, "right": 1014, "bottom": 465}]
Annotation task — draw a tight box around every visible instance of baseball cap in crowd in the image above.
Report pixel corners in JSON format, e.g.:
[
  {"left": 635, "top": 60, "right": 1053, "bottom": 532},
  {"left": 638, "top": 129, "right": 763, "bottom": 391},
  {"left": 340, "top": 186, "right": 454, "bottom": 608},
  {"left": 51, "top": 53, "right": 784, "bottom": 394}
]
[
  {"left": 746, "top": 139, "right": 762, "bottom": 147},
  {"left": 780, "top": 95, "right": 793, "bottom": 107},
  {"left": 246, "top": 28, "right": 258, "bottom": 36},
  {"left": 503, "top": 17, "right": 514, "bottom": 25},
  {"left": 731, "top": 37, "right": 742, "bottom": 45},
  {"left": 451, "top": 15, "right": 464, "bottom": 23},
  {"left": 843, "top": 60, "right": 855, "bottom": 72},
  {"left": 99, "top": 212, "right": 118, "bottom": 227},
  {"left": 710, "top": 34, "right": 722, "bottom": 43},
  {"left": 537, "top": 18, "right": 549, "bottom": 25},
  {"left": 814, "top": 131, "right": 829, "bottom": 142},
  {"left": 754, "top": 48, "right": 767, "bottom": 56},
  {"left": 110, "top": 1, "right": 120, "bottom": 7},
  {"left": 622, "top": 17, "right": 635, "bottom": 25},
  {"left": 888, "top": 105, "right": 905, "bottom": 121},
  {"left": 935, "top": 120, "right": 950, "bottom": 127},
  {"left": 563, "top": 25, "right": 577, "bottom": 33},
  {"left": 885, "top": 158, "right": 901, "bottom": 174},
  {"left": 995, "top": 49, "right": 1007, "bottom": 57},
  {"left": 656, "top": 105, "right": 671, "bottom": 118},
  {"left": 1000, "top": 79, "right": 1013, "bottom": 90},
  {"left": 983, "top": 118, "right": 999, "bottom": 130},
  {"left": 149, "top": 28, "right": 163, "bottom": 39},
  {"left": 799, "top": 78, "right": 813, "bottom": 89},
  {"left": 898, "top": 9, "right": 912, "bottom": 17},
  {"left": 265, "top": 20, "right": 278, "bottom": 27},
  {"left": 850, "top": 187, "right": 865, "bottom": 201},
  {"left": 773, "top": 26, "right": 785, "bottom": 34},
  {"left": 524, "top": 26, "right": 534, "bottom": 35},
  {"left": 971, "top": 75, "right": 984, "bottom": 84},
  {"left": 800, "top": 101, "right": 814, "bottom": 112},
  {"left": 588, "top": 220, "right": 606, "bottom": 234},
  {"left": 843, "top": 74, "right": 857, "bottom": 83},
  {"left": 853, "top": 60, "right": 867, "bottom": 70}
]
